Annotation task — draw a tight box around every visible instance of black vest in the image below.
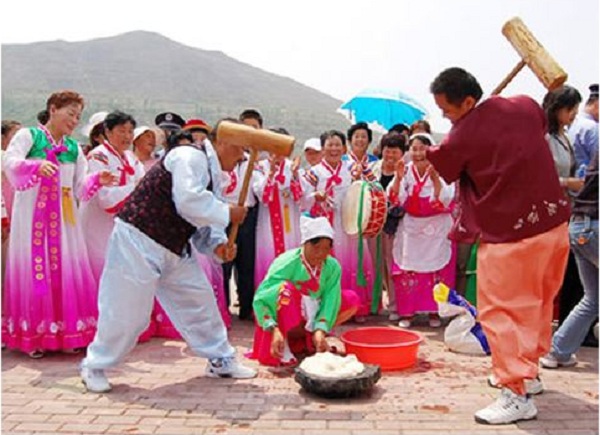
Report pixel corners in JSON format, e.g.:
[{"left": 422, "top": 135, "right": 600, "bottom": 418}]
[{"left": 117, "top": 145, "right": 212, "bottom": 256}]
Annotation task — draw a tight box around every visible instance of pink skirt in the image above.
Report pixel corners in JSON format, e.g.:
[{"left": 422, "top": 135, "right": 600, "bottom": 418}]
[{"left": 393, "top": 248, "right": 456, "bottom": 317}]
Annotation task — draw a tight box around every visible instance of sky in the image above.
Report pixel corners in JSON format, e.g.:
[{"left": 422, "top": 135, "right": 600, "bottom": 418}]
[{"left": 1, "top": 0, "right": 598, "bottom": 132}]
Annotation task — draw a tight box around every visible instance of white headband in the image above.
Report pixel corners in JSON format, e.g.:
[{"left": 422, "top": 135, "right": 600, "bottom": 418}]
[{"left": 409, "top": 132, "right": 436, "bottom": 146}]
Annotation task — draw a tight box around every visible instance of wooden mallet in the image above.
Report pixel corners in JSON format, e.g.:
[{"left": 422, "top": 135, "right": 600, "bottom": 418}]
[
  {"left": 492, "top": 17, "right": 568, "bottom": 95},
  {"left": 216, "top": 121, "right": 295, "bottom": 246}
]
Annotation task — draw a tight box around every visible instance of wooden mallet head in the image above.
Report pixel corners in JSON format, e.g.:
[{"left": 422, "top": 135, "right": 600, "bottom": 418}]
[
  {"left": 493, "top": 17, "right": 568, "bottom": 95},
  {"left": 217, "top": 120, "right": 295, "bottom": 247},
  {"left": 216, "top": 120, "right": 295, "bottom": 157}
]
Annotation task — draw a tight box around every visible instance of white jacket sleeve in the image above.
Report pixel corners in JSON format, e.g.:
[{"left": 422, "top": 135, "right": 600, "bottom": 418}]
[
  {"left": 164, "top": 146, "right": 230, "bottom": 229},
  {"left": 431, "top": 178, "right": 455, "bottom": 207},
  {"left": 87, "top": 152, "right": 140, "bottom": 211}
]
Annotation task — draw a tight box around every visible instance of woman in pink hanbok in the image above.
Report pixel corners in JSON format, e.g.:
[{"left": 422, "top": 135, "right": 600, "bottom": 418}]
[
  {"left": 252, "top": 153, "right": 303, "bottom": 288},
  {"left": 344, "top": 122, "right": 383, "bottom": 321},
  {"left": 387, "top": 133, "right": 456, "bottom": 328},
  {"left": 2, "top": 91, "right": 114, "bottom": 357}
]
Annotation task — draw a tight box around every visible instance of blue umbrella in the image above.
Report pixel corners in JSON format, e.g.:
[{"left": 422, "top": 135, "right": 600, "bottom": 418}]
[{"left": 338, "top": 88, "right": 428, "bottom": 131}]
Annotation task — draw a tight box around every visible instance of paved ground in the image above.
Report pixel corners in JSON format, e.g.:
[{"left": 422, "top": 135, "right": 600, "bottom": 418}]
[{"left": 2, "top": 317, "right": 598, "bottom": 435}]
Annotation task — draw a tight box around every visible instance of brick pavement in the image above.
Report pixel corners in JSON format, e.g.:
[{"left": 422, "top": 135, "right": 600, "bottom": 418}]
[{"left": 2, "top": 317, "right": 598, "bottom": 435}]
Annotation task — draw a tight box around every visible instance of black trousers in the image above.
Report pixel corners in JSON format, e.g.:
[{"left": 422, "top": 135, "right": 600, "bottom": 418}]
[{"left": 222, "top": 204, "right": 258, "bottom": 320}]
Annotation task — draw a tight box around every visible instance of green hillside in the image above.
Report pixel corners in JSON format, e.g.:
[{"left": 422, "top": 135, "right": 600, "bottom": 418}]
[{"left": 2, "top": 31, "right": 349, "bottom": 148}]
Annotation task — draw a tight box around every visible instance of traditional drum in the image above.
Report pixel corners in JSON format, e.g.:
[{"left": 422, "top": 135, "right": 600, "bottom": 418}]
[{"left": 342, "top": 181, "right": 387, "bottom": 238}]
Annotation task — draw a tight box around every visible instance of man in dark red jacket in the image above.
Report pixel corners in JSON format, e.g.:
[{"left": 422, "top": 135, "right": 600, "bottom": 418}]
[{"left": 426, "top": 67, "right": 570, "bottom": 425}]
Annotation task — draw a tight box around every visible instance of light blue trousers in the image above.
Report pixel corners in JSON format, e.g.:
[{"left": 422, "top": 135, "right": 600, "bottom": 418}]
[
  {"left": 551, "top": 216, "right": 599, "bottom": 360},
  {"left": 82, "top": 219, "right": 235, "bottom": 370}
]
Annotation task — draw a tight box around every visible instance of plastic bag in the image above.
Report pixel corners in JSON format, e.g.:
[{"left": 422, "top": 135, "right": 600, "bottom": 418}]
[{"left": 433, "top": 283, "right": 490, "bottom": 356}]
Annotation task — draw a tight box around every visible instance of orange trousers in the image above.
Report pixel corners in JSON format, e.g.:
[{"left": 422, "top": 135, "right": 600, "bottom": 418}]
[{"left": 477, "top": 223, "right": 569, "bottom": 395}]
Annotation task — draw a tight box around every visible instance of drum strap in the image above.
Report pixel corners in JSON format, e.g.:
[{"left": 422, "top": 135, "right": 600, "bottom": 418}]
[
  {"left": 356, "top": 183, "right": 368, "bottom": 287},
  {"left": 370, "top": 234, "right": 383, "bottom": 314},
  {"left": 355, "top": 182, "right": 384, "bottom": 313}
]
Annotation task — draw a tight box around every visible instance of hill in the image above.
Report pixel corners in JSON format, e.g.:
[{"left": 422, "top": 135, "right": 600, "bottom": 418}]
[{"left": 1, "top": 31, "right": 349, "bottom": 147}]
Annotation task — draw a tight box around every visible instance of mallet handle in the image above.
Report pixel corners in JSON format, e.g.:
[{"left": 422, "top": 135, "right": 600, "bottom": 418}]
[
  {"left": 227, "top": 148, "right": 258, "bottom": 247},
  {"left": 491, "top": 59, "right": 526, "bottom": 96}
]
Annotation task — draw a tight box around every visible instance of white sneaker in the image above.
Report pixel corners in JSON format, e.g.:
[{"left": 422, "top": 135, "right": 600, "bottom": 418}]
[
  {"left": 80, "top": 367, "right": 112, "bottom": 393},
  {"left": 487, "top": 374, "right": 544, "bottom": 395},
  {"left": 205, "top": 357, "right": 257, "bottom": 379},
  {"left": 539, "top": 353, "right": 577, "bottom": 369},
  {"left": 388, "top": 313, "right": 400, "bottom": 322},
  {"left": 475, "top": 388, "right": 537, "bottom": 425},
  {"left": 398, "top": 319, "right": 412, "bottom": 328},
  {"left": 525, "top": 377, "right": 544, "bottom": 395}
]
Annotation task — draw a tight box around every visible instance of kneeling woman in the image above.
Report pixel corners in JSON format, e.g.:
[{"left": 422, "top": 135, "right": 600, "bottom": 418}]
[{"left": 250, "top": 214, "right": 360, "bottom": 366}]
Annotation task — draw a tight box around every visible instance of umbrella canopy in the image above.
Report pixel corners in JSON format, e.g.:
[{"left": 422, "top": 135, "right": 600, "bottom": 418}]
[{"left": 338, "top": 88, "right": 428, "bottom": 131}]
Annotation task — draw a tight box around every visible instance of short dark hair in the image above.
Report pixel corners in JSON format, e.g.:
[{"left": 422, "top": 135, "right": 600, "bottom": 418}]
[
  {"left": 104, "top": 110, "right": 136, "bottom": 131},
  {"left": 542, "top": 85, "right": 582, "bottom": 135},
  {"left": 320, "top": 130, "right": 346, "bottom": 148},
  {"left": 388, "top": 123, "right": 409, "bottom": 135},
  {"left": 167, "top": 130, "right": 194, "bottom": 149},
  {"left": 239, "top": 109, "right": 263, "bottom": 127},
  {"left": 409, "top": 134, "right": 434, "bottom": 147},
  {"left": 347, "top": 122, "right": 373, "bottom": 143},
  {"left": 37, "top": 110, "right": 49, "bottom": 125},
  {"left": 430, "top": 67, "right": 483, "bottom": 105},
  {"left": 380, "top": 132, "right": 407, "bottom": 153}
]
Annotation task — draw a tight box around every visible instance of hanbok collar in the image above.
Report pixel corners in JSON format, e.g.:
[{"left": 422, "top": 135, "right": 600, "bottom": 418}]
[
  {"left": 274, "top": 160, "right": 286, "bottom": 185},
  {"left": 38, "top": 124, "right": 67, "bottom": 154},
  {"left": 349, "top": 151, "right": 368, "bottom": 166},
  {"left": 103, "top": 141, "right": 135, "bottom": 176},
  {"left": 412, "top": 163, "right": 430, "bottom": 183},
  {"left": 321, "top": 159, "right": 342, "bottom": 185},
  {"left": 300, "top": 248, "right": 322, "bottom": 282}
]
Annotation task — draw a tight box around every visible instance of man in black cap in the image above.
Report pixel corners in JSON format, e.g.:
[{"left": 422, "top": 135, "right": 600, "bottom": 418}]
[{"left": 155, "top": 112, "right": 186, "bottom": 143}]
